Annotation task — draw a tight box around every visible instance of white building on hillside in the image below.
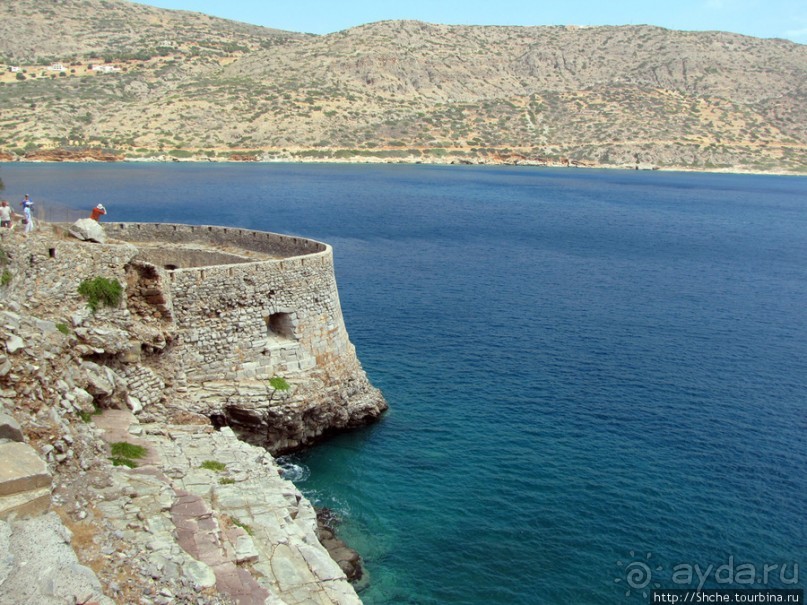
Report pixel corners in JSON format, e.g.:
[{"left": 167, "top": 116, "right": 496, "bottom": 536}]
[{"left": 92, "top": 64, "right": 120, "bottom": 73}]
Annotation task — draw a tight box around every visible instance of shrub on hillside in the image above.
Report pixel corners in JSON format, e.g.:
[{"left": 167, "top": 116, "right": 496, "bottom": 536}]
[{"left": 77, "top": 276, "right": 123, "bottom": 312}]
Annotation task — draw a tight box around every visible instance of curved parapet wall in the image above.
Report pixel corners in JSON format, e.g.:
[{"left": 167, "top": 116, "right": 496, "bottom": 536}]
[
  {"left": 105, "top": 222, "right": 388, "bottom": 454},
  {"left": 106, "top": 222, "right": 327, "bottom": 259}
]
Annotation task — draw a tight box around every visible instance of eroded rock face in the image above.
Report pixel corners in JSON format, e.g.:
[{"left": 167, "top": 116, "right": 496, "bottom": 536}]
[
  {"left": 192, "top": 367, "right": 387, "bottom": 455},
  {"left": 24, "top": 148, "right": 124, "bottom": 162}
]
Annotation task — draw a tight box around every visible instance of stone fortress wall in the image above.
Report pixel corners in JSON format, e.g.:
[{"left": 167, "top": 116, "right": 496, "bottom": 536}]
[
  {"left": 0, "top": 223, "right": 380, "bottom": 603},
  {"left": 104, "top": 223, "right": 388, "bottom": 453}
]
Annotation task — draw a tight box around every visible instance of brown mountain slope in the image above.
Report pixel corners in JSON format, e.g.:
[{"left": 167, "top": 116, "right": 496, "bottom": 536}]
[
  {"left": 0, "top": 0, "right": 305, "bottom": 62},
  {"left": 251, "top": 21, "right": 803, "bottom": 104},
  {"left": 0, "top": 2, "right": 805, "bottom": 172}
]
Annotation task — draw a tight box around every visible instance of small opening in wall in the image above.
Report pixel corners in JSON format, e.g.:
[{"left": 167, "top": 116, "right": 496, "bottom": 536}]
[
  {"left": 48, "top": 248, "right": 56, "bottom": 258},
  {"left": 165, "top": 264, "right": 178, "bottom": 270},
  {"left": 210, "top": 413, "right": 227, "bottom": 430},
  {"left": 266, "top": 312, "right": 295, "bottom": 340}
]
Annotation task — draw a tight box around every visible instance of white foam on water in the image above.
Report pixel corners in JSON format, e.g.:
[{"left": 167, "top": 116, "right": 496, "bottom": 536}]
[{"left": 277, "top": 456, "right": 311, "bottom": 483}]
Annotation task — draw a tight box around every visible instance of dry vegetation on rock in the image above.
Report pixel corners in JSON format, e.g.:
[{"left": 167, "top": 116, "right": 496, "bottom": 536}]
[{"left": 0, "top": 0, "right": 805, "bottom": 172}]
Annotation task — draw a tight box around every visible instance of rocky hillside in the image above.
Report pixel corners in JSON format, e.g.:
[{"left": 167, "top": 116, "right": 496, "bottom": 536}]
[
  {"left": 0, "top": 0, "right": 805, "bottom": 172},
  {"left": 0, "top": 0, "right": 304, "bottom": 61}
]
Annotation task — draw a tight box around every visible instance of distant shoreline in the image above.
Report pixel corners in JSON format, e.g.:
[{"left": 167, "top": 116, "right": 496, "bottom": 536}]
[{"left": 2, "top": 155, "right": 804, "bottom": 178}]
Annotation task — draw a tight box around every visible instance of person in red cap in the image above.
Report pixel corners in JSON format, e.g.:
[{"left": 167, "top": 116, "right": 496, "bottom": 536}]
[{"left": 90, "top": 204, "right": 107, "bottom": 221}]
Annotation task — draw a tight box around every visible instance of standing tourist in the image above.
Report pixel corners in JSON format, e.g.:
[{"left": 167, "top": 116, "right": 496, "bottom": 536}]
[
  {"left": 20, "top": 194, "right": 34, "bottom": 236},
  {"left": 0, "top": 201, "right": 12, "bottom": 231},
  {"left": 89, "top": 204, "right": 107, "bottom": 221}
]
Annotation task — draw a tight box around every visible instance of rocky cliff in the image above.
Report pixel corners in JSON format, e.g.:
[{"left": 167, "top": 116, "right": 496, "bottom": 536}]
[{"left": 0, "top": 221, "right": 385, "bottom": 604}]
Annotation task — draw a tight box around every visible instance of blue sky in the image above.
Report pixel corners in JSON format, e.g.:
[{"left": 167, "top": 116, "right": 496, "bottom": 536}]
[{"left": 135, "top": 0, "right": 807, "bottom": 43}]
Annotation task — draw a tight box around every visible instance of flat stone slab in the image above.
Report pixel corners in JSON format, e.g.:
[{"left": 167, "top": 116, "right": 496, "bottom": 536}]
[
  {"left": 0, "top": 442, "right": 51, "bottom": 497},
  {"left": 0, "top": 512, "right": 114, "bottom": 605},
  {"left": 170, "top": 489, "right": 271, "bottom": 604},
  {"left": 0, "top": 412, "right": 23, "bottom": 443},
  {"left": 0, "top": 486, "right": 51, "bottom": 521},
  {"left": 93, "top": 409, "right": 161, "bottom": 466}
]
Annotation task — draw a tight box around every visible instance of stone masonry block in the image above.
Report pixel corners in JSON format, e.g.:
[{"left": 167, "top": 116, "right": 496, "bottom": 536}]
[
  {"left": 0, "top": 486, "right": 51, "bottom": 521},
  {"left": 0, "top": 442, "right": 52, "bottom": 497},
  {"left": 0, "top": 412, "right": 24, "bottom": 442}
]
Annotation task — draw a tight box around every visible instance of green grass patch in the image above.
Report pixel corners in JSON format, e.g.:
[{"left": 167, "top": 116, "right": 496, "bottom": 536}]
[
  {"left": 1, "top": 270, "right": 11, "bottom": 287},
  {"left": 230, "top": 518, "right": 253, "bottom": 536},
  {"left": 55, "top": 322, "right": 70, "bottom": 335},
  {"left": 110, "top": 457, "right": 138, "bottom": 468},
  {"left": 219, "top": 477, "right": 236, "bottom": 485},
  {"left": 111, "top": 441, "right": 147, "bottom": 458},
  {"left": 200, "top": 460, "right": 226, "bottom": 472},
  {"left": 269, "top": 376, "right": 290, "bottom": 392},
  {"left": 78, "top": 276, "right": 123, "bottom": 312},
  {"left": 78, "top": 403, "right": 102, "bottom": 423},
  {"left": 109, "top": 441, "right": 147, "bottom": 468}
]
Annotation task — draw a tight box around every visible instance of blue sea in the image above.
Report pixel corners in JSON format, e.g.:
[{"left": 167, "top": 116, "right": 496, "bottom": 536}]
[{"left": 2, "top": 163, "right": 805, "bottom": 604}]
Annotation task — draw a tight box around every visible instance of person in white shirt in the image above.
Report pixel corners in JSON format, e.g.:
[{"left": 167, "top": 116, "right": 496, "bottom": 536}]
[
  {"left": 20, "top": 194, "right": 34, "bottom": 235},
  {"left": 0, "top": 201, "right": 12, "bottom": 229}
]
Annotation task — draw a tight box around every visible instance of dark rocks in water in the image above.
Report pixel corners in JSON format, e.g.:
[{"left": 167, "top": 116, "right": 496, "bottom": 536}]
[{"left": 316, "top": 508, "right": 364, "bottom": 583}]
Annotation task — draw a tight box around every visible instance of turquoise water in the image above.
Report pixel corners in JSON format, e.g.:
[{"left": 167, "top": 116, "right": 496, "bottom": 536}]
[{"left": 2, "top": 163, "right": 805, "bottom": 604}]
